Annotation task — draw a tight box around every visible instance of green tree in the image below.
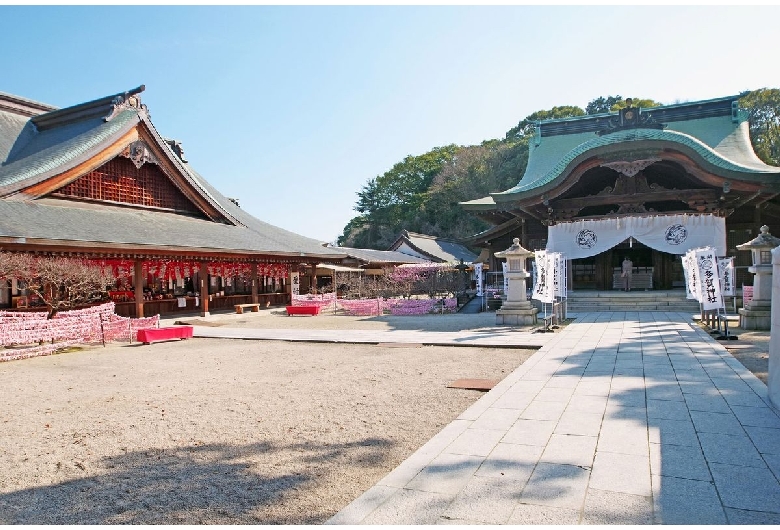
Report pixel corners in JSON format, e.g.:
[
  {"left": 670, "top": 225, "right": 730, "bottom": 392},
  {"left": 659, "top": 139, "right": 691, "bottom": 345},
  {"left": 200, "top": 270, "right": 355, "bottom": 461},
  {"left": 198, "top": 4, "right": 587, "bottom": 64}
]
[
  {"left": 586, "top": 95, "right": 660, "bottom": 114},
  {"left": 415, "top": 138, "right": 529, "bottom": 238},
  {"left": 610, "top": 97, "right": 661, "bottom": 110},
  {"left": 341, "top": 145, "right": 461, "bottom": 248},
  {"left": 505, "top": 105, "right": 585, "bottom": 139},
  {"left": 586, "top": 95, "right": 623, "bottom": 114},
  {"left": 739, "top": 88, "right": 780, "bottom": 166}
]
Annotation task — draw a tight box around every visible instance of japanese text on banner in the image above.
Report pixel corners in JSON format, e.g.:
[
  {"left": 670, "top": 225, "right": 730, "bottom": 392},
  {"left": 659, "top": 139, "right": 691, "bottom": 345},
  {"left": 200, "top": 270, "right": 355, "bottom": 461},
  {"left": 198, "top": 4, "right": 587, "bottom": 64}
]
[{"left": 695, "top": 248, "right": 723, "bottom": 310}]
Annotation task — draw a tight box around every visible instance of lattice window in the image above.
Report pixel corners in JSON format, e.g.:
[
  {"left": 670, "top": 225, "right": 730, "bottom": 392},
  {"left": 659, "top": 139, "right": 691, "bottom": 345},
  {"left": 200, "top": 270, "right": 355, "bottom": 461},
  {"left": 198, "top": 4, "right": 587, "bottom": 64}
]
[{"left": 53, "top": 157, "right": 202, "bottom": 215}]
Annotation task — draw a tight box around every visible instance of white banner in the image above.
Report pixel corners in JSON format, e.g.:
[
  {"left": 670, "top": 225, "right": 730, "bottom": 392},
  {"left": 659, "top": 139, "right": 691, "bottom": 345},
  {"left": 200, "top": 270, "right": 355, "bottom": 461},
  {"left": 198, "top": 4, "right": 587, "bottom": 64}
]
[
  {"left": 552, "top": 253, "right": 566, "bottom": 297},
  {"left": 474, "top": 263, "right": 483, "bottom": 296},
  {"left": 718, "top": 257, "right": 735, "bottom": 297},
  {"left": 501, "top": 262, "right": 509, "bottom": 294},
  {"left": 290, "top": 272, "right": 300, "bottom": 296},
  {"left": 695, "top": 247, "right": 723, "bottom": 310},
  {"left": 547, "top": 214, "right": 726, "bottom": 259},
  {"left": 532, "top": 251, "right": 555, "bottom": 303},
  {"left": 681, "top": 252, "right": 698, "bottom": 300}
]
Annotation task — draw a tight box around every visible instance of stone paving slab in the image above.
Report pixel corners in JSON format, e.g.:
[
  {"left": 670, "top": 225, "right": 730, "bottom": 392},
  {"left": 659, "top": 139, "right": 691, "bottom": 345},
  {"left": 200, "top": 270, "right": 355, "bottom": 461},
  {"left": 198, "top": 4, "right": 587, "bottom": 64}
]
[{"left": 328, "top": 311, "right": 780, "bottom": 525}]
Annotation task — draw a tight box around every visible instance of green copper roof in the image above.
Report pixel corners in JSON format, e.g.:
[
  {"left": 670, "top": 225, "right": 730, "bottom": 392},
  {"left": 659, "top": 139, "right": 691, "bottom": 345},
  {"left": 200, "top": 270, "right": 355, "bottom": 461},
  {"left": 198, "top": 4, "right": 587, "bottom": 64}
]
[{"left": 491, "top": 126, "right": 780, "bottom": 202}]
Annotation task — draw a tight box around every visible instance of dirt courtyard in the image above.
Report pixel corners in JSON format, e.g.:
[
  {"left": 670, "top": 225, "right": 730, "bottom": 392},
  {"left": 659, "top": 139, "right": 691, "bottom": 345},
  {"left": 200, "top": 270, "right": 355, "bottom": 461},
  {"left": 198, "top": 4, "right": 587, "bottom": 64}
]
[
  {"left": 0, "top": 309, "right": 770, "bottom": 524},
  {"left": 0, "top": 311, "right": 535, "bottom": 524}
]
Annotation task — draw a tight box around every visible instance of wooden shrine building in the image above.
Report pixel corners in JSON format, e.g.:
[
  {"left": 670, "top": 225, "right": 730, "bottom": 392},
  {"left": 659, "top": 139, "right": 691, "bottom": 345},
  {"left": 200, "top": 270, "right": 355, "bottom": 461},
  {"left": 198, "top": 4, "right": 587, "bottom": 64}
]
[
  {"left": 462, "top": 96, "right": 780, "bottom": 290},
  {"left": 0, "top": 86, "right": 346, "bottom": 316}
]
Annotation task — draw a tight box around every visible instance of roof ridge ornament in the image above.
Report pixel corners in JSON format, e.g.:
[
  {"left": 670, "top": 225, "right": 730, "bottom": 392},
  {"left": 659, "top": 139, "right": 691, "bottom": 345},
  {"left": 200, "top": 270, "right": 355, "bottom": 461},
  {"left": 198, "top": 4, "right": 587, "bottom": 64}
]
[
  {"left": 164, "top": 139, "right": 188, "bottom": 163},
  {"left": 104, "top": 85, "right": 147, "bottom": 122},
  {"left": 596, "top": 100, "right": 665, "bottom": 136}
]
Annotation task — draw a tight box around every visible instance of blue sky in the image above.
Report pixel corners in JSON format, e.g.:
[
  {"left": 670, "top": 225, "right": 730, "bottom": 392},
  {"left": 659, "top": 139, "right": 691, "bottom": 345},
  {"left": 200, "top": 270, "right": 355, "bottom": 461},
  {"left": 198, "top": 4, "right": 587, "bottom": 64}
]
[{"left": 2, "top": 5, "right": 780, "bottom": 243}]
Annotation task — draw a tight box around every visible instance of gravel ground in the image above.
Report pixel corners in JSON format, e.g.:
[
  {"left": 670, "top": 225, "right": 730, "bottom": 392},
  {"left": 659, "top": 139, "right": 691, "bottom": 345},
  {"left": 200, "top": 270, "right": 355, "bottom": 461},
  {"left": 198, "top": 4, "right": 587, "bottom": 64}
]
[
  {"left": 0, "top": 310, "right": 534, "bottom": 524},
  {"left": 0, "top": 309, "right": 771, "bottom": 524}
]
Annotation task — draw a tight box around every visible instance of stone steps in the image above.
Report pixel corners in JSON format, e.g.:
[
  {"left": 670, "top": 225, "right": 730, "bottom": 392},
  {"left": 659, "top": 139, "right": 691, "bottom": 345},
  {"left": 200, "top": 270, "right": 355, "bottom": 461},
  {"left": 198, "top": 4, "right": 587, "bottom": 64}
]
[{"left": 562, "top": 290, "right": 701, "bottom": 312}]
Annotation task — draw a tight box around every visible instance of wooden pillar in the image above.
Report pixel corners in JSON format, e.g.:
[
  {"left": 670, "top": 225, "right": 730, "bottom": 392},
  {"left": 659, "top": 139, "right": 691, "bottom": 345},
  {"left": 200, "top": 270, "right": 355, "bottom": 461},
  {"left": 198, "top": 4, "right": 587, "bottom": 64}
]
[
  {"left": 310, "top": 264, "right": 317, "bottom": 294},
  {"left": 652, "top": 250, "right": 664, "bottom": 290},
  {"left": 251, "top": 263, "right": 258, "bottom": 304},
  {"left": 133, "top": 259, "right": 144, "bottom": 318},
  {"left": 596, "top": 250, "right": 613, "bottom": 290},
  {"left": 521, "top": 218, "right": 527, "bottom": 249},
  {"left": 200, "top": 261, "right": 209, "bottom": 317}
]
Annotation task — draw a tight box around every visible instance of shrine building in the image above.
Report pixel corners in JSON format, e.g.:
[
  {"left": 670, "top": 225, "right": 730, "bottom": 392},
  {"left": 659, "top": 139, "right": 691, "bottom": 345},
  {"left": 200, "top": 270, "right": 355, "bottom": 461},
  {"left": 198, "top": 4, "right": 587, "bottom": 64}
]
[
  {"left": 0, "top": 86, "right": 347, "bottom": 316},
  {"left": 462, "top": 95, "right": 780, "bottom": 291}
]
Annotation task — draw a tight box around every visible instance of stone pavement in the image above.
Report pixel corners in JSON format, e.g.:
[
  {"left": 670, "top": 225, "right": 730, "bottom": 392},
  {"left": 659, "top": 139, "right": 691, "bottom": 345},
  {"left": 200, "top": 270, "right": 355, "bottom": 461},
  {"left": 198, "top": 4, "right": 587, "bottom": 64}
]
[{"left": 327, "top": 311, "right": 780, "bottom": 525}]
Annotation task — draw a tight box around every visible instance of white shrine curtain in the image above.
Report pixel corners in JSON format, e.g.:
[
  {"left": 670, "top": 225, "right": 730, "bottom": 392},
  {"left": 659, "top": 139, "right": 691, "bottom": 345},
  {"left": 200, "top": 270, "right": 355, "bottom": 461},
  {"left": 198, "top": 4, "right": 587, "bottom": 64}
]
[{"left": 546, "top": 214, "right": 726, "bottom": 260}]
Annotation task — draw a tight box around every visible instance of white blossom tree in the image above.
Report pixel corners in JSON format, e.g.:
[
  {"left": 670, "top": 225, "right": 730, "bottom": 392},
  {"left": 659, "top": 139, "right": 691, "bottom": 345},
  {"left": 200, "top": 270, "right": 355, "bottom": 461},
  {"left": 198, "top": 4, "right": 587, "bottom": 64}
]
[{"left": 0, "top": 253, "right": 112, "bottom": 317}]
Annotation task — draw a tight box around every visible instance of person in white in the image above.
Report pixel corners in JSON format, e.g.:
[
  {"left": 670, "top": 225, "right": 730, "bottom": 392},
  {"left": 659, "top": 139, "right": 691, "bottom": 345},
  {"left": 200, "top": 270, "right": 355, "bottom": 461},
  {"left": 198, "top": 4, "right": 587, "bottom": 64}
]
[{"left": 621, "top": 257, "right": 633, "bottom": 291}]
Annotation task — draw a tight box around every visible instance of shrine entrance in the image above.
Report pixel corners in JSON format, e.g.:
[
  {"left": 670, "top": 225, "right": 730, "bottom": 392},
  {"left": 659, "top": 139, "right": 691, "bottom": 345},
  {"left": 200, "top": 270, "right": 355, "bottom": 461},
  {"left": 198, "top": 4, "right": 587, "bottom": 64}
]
[{"left": 570, "top": 239, "right": 685, "bottom": 291}]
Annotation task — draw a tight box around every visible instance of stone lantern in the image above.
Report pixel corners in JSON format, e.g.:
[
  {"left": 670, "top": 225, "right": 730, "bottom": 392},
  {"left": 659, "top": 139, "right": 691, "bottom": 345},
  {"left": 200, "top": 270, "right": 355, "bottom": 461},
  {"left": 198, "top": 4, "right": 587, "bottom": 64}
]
[
  {"left": 454, "top": 259, "right": 470, "bottom": 291},
  {"left": 737, "top": 225, "right": 780, "bottom": 330},
  {"left": 494, "top": 238, "right": 538, "bottom": 326}
]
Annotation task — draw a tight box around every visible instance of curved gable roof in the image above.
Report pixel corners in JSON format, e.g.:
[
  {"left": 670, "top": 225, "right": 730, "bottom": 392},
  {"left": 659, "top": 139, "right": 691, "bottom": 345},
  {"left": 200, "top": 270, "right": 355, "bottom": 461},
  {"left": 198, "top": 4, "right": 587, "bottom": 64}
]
[
  {"left": 462, "top": 95, "right": 780, "bottom": 209},
  {"left": 492, "top": 126, "right": 780, "bottom": 203}
]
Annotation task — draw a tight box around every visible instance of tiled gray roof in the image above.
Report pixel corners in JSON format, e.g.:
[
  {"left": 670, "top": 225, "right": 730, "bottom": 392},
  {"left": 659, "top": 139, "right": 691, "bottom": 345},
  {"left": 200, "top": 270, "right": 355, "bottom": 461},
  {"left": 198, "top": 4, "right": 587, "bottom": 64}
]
[
  {"left": 0, "top": 109, "right": 32, "bottom": 164},
  {"left": 0, "top": 110, "right": 139, "bottom": 193},
  {"left": 335, "top": 246, "right": 431, "bottom": 265},
  {"left": 0, "top": 88, "right": 345, "bottom": 260},
  {"left": 0, "top": 199, "right": 344, "bottom": 258},
  {"left": 397, "top": 232, "right": 478, "bottom": 263}
]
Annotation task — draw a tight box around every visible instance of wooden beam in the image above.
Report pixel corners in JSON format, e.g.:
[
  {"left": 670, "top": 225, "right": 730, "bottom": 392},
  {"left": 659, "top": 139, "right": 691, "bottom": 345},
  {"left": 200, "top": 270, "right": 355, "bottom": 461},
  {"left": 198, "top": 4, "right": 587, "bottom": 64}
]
[{"left": 551, "top": 189, "right": 720, "bottom": 211}]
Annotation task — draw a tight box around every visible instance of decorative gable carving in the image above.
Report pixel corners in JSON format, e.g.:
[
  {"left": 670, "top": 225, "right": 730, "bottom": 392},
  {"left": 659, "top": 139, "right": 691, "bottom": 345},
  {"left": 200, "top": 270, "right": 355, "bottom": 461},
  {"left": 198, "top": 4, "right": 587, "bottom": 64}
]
[
  {"left": 600, "top": 158, "right": 661, "bottom": 177},
  {"left": 121, "top": 140, "right": 158, "bottom": 169}
]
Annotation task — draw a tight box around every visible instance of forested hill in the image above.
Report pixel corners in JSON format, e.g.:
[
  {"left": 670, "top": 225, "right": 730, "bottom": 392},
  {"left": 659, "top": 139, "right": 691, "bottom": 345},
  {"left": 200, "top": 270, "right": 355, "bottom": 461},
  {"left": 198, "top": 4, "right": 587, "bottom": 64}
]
[{"left": 338, "top": 90, "right": 780, "bottom": 250}]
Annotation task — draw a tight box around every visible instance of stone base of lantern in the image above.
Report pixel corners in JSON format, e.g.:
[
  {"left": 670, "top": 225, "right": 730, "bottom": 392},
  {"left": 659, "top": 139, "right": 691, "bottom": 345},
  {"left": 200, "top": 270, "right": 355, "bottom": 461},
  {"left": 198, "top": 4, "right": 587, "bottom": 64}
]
[
  {"left": 496, "top": 302, "right": 538, "bottom": 326},
  {"left": 739, "top": 300, "right": 771, "bottom": 330}
]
